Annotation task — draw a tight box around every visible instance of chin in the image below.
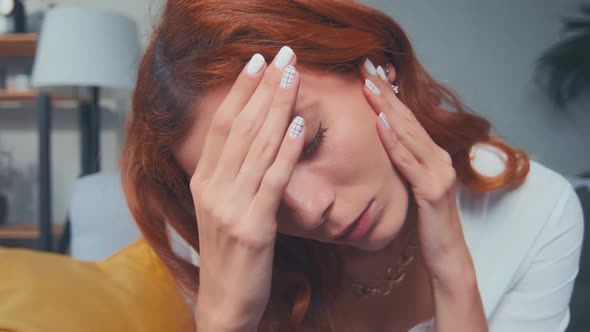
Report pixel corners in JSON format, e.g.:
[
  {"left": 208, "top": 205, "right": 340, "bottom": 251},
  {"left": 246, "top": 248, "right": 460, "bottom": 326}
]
[
  {"left": 354, "top": 205, "right": 407, "bottom": 251},
  {"left": 354, "top": 231, "right": 396, "bottom": 251}
]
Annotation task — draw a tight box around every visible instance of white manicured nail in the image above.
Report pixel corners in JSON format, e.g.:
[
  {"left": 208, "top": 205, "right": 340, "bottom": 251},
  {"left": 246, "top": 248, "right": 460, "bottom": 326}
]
[
  {"left": 280, "top": 65, "right": 297, "bottom": 88},
  {"left": 376, "top": 66, "right": 388, "bottom": 82},
  {"left": 379, "top": 112, "right": 391, "bottom": 129},
  {"left": 289, "top": 116, "right": 304, "bottom": 138},
  {"left": 365, "top": 79, "right": 380, "bottom": 95},
  {"left": 275, "top": 46, "right": 294, "bottom": 69},
  {"left": 246, "top": 53, "right": 265, "bottom": 75},
  {"left": 364, "top": 59, "right": 377, "bottom": 77}
]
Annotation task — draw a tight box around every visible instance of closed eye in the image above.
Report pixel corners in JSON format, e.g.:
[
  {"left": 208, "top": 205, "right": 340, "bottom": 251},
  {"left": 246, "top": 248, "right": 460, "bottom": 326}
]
[{"left": 302, "top": 121, "right": 327, "bottom": 157}]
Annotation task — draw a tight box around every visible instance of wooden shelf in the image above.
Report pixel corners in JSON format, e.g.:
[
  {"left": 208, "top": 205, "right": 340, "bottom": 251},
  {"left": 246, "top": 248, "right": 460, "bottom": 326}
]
[
  {"left": 0, "top": 33, "right": 38, "bottom": 56},
  {"left": 0, "top": 89, "right": 74, "bottom": 102},
  {"left": 0, "top": 89, "right": 39, "bottom": 101},
  {"left": 0, "top": 224, "right": 64, "bottom": 240}
]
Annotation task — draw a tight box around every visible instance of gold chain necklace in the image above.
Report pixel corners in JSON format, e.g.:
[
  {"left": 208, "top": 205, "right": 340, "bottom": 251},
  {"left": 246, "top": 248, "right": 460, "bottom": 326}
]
[{"left": 348, "top": 231, "right": 418, "bottom": 297}]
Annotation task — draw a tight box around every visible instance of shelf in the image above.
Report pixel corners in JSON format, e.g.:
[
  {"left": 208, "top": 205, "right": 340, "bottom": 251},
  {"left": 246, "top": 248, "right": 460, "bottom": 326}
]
[
  {"left": 0, "top": 33, "right": 38, "bottom": 56},
  {"left": 0, "top": 224, "right": 64, "bottom": 240},
  {"left": 0, "top": 89, "right": 74, "bottom": 103},
  {"left": 0, "top": 89, "right": 38, "bottom": 101}
]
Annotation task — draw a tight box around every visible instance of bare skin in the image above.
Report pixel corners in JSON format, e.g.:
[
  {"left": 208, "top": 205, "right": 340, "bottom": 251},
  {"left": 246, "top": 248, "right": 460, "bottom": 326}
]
[{"left": 327, "top": 220, "right": 435, "bottom": 331}]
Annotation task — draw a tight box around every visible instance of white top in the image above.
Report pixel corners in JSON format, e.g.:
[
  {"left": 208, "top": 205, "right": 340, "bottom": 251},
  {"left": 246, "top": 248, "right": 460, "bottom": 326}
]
[{"left": 169, "top": 145, "right": 585, "bottom": 331}]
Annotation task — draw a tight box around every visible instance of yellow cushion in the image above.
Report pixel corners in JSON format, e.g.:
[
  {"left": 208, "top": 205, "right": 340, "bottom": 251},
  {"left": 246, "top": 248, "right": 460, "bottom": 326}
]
[{"left": 0, "top": 240, "right": 194, "bottom": 332}]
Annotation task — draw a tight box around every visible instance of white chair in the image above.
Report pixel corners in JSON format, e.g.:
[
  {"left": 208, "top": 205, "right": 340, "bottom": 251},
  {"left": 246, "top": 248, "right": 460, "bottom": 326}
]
[{"left": 69, "top": 170, "right": 141, "bottom": 261}]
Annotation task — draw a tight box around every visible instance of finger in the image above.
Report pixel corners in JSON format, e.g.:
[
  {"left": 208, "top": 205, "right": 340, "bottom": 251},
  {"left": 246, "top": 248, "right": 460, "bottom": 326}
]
[
  {"left": 237, "top": 65, "right": 301, "bottom": 196},
  {"left": 361, "top": 60, "right": 432, "bottom": 140},
  {"left": 363, "top": 78, "right": 434, "bottom": 164},
  {"left": 375, "top": 111, "right": 427, "bottom": 188},
  {"left": 253, "top": 115, "right": 305, "bottom": 216},
  {"left": 196, "top": 53, "right": 267, "bottom": 179},
  {"left": 362, "top": 60, "right": 424, "bottom": 135},
  {"left": 213, "top": 46, "right": 297, "bottom": 181}
]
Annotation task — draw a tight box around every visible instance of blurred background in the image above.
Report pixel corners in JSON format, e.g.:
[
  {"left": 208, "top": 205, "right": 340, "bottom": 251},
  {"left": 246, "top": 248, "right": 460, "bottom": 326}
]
[
  {"left": 0, "top": 0, "right": 162, "bottom": 249},
  {"left": 0, "top": 0, "right": 588, "bottom": 329}
]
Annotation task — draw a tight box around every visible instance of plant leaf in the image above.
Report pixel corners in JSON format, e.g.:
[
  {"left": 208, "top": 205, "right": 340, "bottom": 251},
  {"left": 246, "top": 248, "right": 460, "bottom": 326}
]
[
  {"left": 535, "top": 6, "right": 590, "bottom": 108},
  {"left": 563, "top": 18, "right": 590, "bottom": 33},
  {"left": 579, "top": 4, "right": 590, "bottom": 17}
]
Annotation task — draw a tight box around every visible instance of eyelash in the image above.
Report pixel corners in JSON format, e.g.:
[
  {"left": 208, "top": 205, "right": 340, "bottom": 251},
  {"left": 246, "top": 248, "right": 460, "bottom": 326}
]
[{"left": 302, "top": 122, "right": 328, "bottom": 157}]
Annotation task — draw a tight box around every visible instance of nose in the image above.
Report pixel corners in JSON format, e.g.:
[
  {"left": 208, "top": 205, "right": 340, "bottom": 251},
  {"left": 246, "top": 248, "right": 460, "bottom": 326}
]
[{"left": 281, "top": 166, "right": 335, "bottom": 231}]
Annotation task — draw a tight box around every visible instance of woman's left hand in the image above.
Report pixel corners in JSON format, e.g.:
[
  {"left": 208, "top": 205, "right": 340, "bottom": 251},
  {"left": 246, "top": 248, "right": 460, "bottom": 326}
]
[
  {"left": 361, "top": 60, "right": 488, "bottom": 332},
  {"left": 360, "top": 61, "right": 471, "bottom": 282}
]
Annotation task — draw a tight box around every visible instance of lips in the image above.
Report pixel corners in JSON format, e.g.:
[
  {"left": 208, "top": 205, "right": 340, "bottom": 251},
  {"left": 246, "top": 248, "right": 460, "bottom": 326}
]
[{"left": 334, "top": 200, "right": 373, "bottom": 241}]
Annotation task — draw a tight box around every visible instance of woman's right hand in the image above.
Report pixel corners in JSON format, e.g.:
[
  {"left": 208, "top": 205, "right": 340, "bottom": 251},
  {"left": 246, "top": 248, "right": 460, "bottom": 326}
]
[{"left": 189, "top": 46, "right": 304, "bottom": 332}]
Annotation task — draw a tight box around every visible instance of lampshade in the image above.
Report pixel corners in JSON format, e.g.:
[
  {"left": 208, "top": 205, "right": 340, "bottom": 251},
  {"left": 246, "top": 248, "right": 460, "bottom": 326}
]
[{"left": 32, "top": 7, "right": 140, "bottom": 90}]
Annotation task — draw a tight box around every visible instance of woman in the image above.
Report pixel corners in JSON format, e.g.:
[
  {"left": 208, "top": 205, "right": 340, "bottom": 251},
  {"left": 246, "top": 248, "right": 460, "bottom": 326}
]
[{"left": 121, "top": 1, "right": 584, "bottom": 331}]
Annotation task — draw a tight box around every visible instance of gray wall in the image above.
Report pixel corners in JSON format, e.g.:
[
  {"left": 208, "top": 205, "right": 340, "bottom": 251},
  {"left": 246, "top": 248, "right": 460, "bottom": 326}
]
[{"left": 364, "top": 0, "right": 590, "bottom": 175}]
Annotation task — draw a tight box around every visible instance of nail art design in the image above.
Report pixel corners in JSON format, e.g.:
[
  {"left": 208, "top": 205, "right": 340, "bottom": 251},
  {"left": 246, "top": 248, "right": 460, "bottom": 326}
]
[
  {"left": 289, "top": 116, "right": 305, "bottom": 138},
  {"left": 379, "top": 112, "right": 391, "bottom": 129},
  {"left": 364, "top": 59, "right": 377, "bottom": 77},
  {"left": 376, "top": 66, "right": 388, "bottom": 82},
  {"left": 275, "top": 46, "right": 294, "bottom": 69},
  {"left": 365, "top": 79, "right": 381, "bottom": 95},
  {"left": 280, "top": 65, "right": 297, "bottom": 88},
  {"left": 246, "top": 53, "right": 265, "bottom": 75}
]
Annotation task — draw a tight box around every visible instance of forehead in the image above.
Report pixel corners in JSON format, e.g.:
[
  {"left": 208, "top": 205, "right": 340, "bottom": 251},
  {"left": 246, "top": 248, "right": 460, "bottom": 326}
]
[{"left": 173, "top": 69, "right": 359, "bottom": 175}]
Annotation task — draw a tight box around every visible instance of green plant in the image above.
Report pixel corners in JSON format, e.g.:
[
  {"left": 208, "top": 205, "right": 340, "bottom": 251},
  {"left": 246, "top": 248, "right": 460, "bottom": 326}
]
[{"left": 535, "top": 4, "right": 590, "bottom": 108}]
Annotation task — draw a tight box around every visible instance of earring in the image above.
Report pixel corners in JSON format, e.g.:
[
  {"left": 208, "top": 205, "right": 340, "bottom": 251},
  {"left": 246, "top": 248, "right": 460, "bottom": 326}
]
[{"left": 385, "top": 65, "right": 399, "bottom": 94}]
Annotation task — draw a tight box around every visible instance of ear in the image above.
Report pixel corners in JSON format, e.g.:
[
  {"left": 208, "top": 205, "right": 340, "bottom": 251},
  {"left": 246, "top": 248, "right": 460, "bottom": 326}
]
[{"left": 385, "top": 64, "right": 397, "bottom": 83}]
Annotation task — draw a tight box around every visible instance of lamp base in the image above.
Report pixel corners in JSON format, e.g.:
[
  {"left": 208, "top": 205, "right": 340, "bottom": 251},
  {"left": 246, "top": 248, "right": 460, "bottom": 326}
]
[{"left": 79, "top": 86, "right": 101, "bottom": 175}]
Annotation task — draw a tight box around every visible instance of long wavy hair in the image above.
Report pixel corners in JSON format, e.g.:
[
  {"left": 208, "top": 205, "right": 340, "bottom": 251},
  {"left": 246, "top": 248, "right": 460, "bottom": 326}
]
[{"left": 121, "top": 0, "right": 530, "bottom": 330}]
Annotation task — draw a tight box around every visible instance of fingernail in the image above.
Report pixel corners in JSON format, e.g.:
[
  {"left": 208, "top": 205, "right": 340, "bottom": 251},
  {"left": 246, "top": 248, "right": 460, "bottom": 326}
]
[
  {"left": 280, "top": 65, "right": 297, "bottom": 88},
  {"left": 289, "top": 116, "right": 305, "bottom": 138},
  {"left": 364, "top": 59, "right": 377, "bottom": 77},
  {"left": 246, "top": 53, "right": 265, "bottom": 75},
  {"left": 275, "top": 46, "right": 294, "bottom": 69},
  {"left": 365, "top": 79, "right": 380, "bottom": 95},
  {"left": 379, "top": 112, "right": 391, "bottom": 129},
  {"left": 376, "top": 66, "right": 388, "bottom": 82}
]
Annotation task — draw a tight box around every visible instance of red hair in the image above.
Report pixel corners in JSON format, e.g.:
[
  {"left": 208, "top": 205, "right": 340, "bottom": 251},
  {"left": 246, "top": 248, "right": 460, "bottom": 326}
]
[{"left": 121, "top": 0, "right": 530, "bottom": 330}]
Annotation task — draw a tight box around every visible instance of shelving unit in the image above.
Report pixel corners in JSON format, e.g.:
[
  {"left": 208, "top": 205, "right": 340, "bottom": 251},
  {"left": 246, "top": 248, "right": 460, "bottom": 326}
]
[{"left": 0, "top": 33, "right": 66, "bottom": 251}]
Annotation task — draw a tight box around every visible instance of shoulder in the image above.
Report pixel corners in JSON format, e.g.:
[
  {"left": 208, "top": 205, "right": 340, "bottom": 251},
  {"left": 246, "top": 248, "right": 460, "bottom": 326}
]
[
  {"left": 459, "top": 144, "right": 576, "bottom": 234},
  {"left": 457, "top": 144, "right": 584, "bottom": 318}
]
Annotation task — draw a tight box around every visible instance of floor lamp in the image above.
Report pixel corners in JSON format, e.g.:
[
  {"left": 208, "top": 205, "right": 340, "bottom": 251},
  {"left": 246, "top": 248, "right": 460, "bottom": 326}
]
[{"left": 31, "top": 7, "right": 140, "bottom": 251}]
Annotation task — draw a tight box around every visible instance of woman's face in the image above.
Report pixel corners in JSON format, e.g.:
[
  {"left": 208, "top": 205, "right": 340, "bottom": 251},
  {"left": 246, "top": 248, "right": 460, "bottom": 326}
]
[{"left": 175, "top": 69, "right": 411, "bottom": 251}]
